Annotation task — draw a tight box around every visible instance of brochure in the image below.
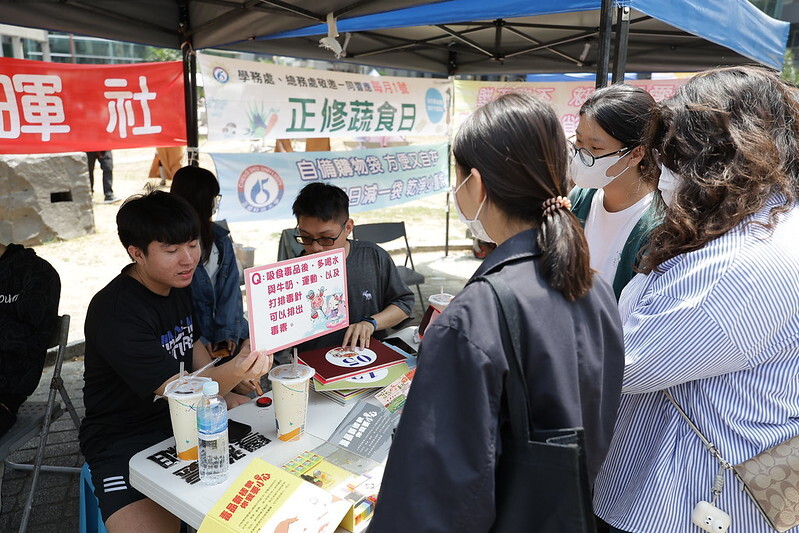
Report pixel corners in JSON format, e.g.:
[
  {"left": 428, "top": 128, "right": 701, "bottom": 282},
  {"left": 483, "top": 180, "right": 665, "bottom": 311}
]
[
  {"left": 199, "top": 458, "right": 351, "bottom": 533},
  {"left": 298, "top": 339, "right": 406, "bottom": 384}
]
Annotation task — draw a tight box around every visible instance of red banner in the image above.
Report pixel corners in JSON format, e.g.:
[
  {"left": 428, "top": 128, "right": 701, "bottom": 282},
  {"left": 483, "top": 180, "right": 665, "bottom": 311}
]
[{"left": 0, "top": 57, "right": 186, "bottom": 154}]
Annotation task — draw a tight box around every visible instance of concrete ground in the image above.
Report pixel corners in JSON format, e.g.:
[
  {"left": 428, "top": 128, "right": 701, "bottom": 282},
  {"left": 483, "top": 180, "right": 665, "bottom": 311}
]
[{"left": 0, "top": 249, "right": 482, "bottom": 532}]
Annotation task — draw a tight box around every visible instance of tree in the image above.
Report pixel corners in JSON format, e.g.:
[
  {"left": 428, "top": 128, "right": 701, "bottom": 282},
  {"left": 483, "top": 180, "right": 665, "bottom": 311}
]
[{"left": 145, "top": 47, "right": 181, "bottom": 62}]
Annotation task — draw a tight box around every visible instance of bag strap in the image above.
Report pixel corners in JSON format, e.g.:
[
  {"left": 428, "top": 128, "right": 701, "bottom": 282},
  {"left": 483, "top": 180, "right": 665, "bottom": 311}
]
[
  {"left": 663, "top": 390, "right": 733, "bottom": 470},
  {"left": 474, "top": 274, "right": 532, "bottom": 442},
  {"left": 663, "top": 389, "right": 735, "bottom": 504}
]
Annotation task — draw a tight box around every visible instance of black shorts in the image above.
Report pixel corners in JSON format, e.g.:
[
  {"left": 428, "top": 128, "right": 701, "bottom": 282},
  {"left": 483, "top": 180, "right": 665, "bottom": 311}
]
[{"left": 87, "top": 430, "right": 170, "bottom": 523}]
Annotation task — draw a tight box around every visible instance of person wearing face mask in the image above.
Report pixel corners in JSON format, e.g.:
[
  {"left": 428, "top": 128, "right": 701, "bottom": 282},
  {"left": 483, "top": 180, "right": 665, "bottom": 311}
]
[
  {"left": 170, "top": 166, "right": 249, "bottom": 362},
  {"left": 369, "top": 93, "right": 625, "bottom": 533},
  {"left": 568, "top": 84, "right": 661, "bottom": 299},
  {"left": 594, "top": 66, "right": 799, "bottom": 533}
]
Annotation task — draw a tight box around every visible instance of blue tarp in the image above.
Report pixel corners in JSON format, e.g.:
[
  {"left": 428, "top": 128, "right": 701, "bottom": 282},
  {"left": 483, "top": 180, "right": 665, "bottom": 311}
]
[{"left": 266, "top": 0, "right": 789, "bottom": 71}]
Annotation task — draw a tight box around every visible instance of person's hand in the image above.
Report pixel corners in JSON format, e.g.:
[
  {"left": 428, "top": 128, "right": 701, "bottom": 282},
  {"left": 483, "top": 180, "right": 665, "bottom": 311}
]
[
  {"left": 233, "top": 349, "right": 273, "bottom": 383},
  {"left": 224, "top": 391, "right": 251, "bottom": 409},
  {"left": 342, "top": 320, "right": 375, "bottom": 350},
  {"left": 233, "top": 380, "right": 261, "bottom": 396}
]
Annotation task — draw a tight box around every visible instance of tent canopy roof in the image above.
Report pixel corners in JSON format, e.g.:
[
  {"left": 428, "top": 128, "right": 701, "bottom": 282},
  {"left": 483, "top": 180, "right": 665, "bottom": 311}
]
[{"left": 0, "top": 0, "right": 788, "bottom": 74}]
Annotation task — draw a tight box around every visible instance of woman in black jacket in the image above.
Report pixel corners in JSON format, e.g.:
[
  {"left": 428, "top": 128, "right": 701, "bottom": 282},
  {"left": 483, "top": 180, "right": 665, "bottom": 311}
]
[{"left": 370, "top": 93, "right": 625, "bottom": 532}]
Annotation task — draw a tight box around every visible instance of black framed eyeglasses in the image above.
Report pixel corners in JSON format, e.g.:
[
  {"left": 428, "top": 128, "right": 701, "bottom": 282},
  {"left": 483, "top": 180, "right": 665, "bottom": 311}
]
[
  {"left": 569, "top": 139, "right": 634, "bottom": 168},
  {"left": 294, "top": 222, "right": 346, "bottom": 246}
]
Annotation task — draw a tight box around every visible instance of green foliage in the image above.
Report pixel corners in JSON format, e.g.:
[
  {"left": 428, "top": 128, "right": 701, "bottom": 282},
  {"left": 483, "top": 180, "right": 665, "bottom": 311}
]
[
  {"left": 782, "top": 49, "right": 799, "bottom": 85},
  {"left": 145, "top": 47, "right": 181, "bottom": 62}
]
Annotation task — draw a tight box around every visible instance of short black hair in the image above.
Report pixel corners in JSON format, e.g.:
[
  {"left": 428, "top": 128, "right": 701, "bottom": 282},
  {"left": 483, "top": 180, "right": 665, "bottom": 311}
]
[
  {"left": 117, "top": 190, "right": 200, "bottom": 255},
  {"left": 292, "top": 182, "right": 349, "bottom": 223}
]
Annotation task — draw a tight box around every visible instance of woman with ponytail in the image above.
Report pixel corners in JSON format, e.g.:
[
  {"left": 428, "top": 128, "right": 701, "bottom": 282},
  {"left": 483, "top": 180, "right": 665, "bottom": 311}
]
[{"left": 370, "top": 93, "right": 625, "bottom": 533}]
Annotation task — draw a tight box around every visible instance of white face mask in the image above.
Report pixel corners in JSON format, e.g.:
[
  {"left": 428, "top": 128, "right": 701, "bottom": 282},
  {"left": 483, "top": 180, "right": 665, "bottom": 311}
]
[
  {"left": 657, "top": 163, "right": 681, "bottom": 207},
  {"left": 570, "top": 149, "right": 631, "bottom": 189},
  {"left": 453, "top": 172, "right": 494, "bottom": 243}
]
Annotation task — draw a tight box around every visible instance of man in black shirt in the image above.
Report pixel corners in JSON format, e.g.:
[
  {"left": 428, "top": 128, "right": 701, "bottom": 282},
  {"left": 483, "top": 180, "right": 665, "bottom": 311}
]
[
  {"left": 0, "top": 243, "right": 60, "bottom": 436},
  {"left": 79, "top": 191, "right": 272, "bottom": 532}
]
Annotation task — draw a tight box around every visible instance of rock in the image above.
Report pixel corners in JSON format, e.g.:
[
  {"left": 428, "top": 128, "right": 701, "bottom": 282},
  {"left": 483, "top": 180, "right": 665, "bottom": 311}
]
[{"left": 0, "top": 152, "right": 94, "bottom": 245}]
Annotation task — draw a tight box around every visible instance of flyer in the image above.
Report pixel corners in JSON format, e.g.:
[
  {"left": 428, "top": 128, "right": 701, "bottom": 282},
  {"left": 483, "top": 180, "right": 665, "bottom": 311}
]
[{"left": 245, "top": 249, "right": 347, "bottom": 353}]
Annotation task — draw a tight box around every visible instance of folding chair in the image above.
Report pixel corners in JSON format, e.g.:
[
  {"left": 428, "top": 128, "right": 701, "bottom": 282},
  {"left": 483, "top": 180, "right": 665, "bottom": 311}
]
[
  {"left": 352, "top": 222, "right": 426, "bottom": 308},
  {"left": 277, "top": 227, "right": 305, "bottom": 261},
  {"left": 0, "top": 314, "right": 81, "bottom": 533}
]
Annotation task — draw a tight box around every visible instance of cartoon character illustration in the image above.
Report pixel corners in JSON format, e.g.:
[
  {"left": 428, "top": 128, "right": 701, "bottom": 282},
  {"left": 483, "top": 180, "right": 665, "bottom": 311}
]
[
  {"left": 325, "top": 293, "right": 345, "bottom": 321},
  {"left": 307, "top": 287, "right": 327, "bottom": 320}
]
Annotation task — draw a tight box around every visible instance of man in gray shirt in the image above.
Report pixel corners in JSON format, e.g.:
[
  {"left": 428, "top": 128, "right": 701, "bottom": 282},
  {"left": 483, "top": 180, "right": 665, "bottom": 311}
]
[{"left": 292, "top": 183, "right": 414, "bottom": 350}]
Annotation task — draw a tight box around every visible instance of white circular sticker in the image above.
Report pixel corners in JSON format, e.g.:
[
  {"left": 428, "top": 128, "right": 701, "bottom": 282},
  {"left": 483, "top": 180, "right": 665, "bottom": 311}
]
[
  {"left": 345, "top": 367, "right": 389, "bottom": 383},
  {"left": 325, "top": 347, "right": 378, "bottom": 368}
]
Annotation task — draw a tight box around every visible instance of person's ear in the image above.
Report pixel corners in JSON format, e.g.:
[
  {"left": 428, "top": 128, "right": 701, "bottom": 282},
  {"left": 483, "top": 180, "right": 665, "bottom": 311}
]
[
  {"left": 629, "top": 145, "right": 646, "bottom": 168},
  {"left": 469, "top": 168, "right": 487, "bottom": 204},
  {"left": 343, "top": 218, "right": 354, "bottom": 237},
  {"left": 127, "top": 244, "right": 146, "bottom": 264}
]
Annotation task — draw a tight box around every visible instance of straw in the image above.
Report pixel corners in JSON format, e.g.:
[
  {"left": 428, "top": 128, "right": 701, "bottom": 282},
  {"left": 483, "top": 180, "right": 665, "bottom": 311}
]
[
  {"left": 179, "top": 361, "right": 185, "bottom": 383},
  {"left": 191, "top": 359, "right": 218, "bottom": 378},
  {"left": 292, "top": 347, "right": 298, "bottom": 375}
]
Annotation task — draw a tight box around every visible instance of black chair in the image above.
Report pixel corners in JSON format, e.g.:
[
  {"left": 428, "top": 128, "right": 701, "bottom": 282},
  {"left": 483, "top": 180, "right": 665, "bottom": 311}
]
[
  {"left": 352, "top": 222, "right": 425, "bottom": 309},
  {"left": 0, "top": 315, "right": 81, "bottom": 533},
  {"left": 277, "top": 227, "right": 305, "bottom": 261}
]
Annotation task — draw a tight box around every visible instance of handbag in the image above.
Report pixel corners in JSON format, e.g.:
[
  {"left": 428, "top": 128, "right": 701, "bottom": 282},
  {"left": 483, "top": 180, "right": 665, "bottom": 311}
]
[
  {"left": 476, "top": 274, "right": 596, "bottom": 533},
  {"left": 664, "top": 389, "right": 799, "bottom": 532}
]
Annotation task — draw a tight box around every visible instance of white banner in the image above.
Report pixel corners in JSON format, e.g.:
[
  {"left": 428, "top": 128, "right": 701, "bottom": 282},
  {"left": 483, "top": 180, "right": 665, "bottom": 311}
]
[
  {"left": 453, "top": 78, "right": 689, "bottom": 139},
  {"left": 212, "top": 143, "right": 449, "bottom": 222},
  {"left": 199, "top": 53, "right": 451, "bottom": 141}
]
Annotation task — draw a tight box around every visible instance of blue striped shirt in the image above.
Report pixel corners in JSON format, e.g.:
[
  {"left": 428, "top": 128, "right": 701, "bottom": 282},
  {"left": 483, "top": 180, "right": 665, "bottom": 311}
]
[{"left": 594, "top": 196, "right": 799, "bottom": 533}]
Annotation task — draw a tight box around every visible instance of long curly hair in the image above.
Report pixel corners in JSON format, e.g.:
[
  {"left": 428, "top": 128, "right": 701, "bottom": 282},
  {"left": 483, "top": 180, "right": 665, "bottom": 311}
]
[{"left": 640, "top": 65, "right": 799, "bottom": 272}]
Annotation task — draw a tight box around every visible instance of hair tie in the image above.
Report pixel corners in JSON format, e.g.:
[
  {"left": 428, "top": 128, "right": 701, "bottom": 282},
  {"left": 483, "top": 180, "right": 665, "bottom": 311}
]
[{"left": 542, "top": 196, "right": 572, "bottom": 216}]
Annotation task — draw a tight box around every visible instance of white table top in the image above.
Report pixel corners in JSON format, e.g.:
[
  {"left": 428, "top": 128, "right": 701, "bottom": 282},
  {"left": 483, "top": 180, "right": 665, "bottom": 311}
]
[
  {"left": 129, "top": 391, "right": 354, "bottom": 530},
  {"left": 130, "top": 331, "right": 418, "bottom": 531}
]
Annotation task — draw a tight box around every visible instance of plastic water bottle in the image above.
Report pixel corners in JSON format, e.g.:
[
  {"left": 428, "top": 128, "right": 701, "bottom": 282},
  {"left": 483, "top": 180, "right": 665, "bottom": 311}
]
[{"left": 196, "top": 380, "right": 229, "bottom": 485}]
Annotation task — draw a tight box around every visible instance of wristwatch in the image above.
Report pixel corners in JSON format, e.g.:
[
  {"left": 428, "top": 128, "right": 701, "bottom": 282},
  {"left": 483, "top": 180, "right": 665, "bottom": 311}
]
[{"left": 360, "top": 316, "right": 378, "bottom": 331}]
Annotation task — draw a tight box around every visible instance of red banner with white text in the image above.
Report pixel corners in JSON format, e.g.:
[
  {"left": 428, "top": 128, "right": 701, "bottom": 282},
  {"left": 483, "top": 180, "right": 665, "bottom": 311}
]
[{"left": 0, "top": 57, "right": 186, "bottom": 154}]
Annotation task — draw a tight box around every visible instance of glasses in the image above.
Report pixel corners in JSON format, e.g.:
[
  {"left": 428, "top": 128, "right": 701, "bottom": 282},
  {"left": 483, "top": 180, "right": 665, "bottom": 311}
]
[
  {"left": 569, "top": 139, "right": 633, "bottom": 167},
  {"left": 294, "top": 222, "right": 346, "bottom": 247}
]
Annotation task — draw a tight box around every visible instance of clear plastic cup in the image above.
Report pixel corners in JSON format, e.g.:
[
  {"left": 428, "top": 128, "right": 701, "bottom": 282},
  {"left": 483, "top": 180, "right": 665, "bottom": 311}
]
[
  {"left": 268, "top": 364, "right": 315, "bottom": 442},
  {"left": 164, "top": 376, "right": 211, "bottom": 460}
]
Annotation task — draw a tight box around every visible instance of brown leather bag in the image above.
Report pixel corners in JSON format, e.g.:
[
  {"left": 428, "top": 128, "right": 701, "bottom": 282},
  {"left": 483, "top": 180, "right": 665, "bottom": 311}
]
[
  {"left": 665, "top": 390, "right": 799, "bottom": 532},
  {"left": 733, "top": 435, "right": 799, "bottom": 532}
]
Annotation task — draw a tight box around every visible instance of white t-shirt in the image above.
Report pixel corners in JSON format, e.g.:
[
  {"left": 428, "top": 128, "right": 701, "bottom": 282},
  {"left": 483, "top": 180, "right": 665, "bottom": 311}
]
[
  {"left": 584, "top": 189, "right": 653, "bottom": 286},
  {"left": 204, "top": 241, "right": 220, "bottom": 289}
]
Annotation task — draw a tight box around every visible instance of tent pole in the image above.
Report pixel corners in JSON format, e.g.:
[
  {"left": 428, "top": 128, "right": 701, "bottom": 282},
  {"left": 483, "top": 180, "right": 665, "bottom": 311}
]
[
  {"left": 595, "top": 0, "right": 613, "bottom": 89},
  {"left": 179, "top": 0, "right": 199, "bottom": 165},
  {"left": 611, "top": 6, "right": 630, "bottom": 84}
]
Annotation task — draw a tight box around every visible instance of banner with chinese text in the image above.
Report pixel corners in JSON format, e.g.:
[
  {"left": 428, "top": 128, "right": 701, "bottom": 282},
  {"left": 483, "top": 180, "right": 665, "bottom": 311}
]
[
  {"left": 453, "top": 78, "right": 689, "bottom": 139},
  {"left": 245, "top": 249, "right": 347, "bottom": 354},
  {"left": 0, "top": 57, "right": 186, "bottom": 153},
  {"left": 211, "top": 142, "right": 448, "bottom": 222},
  {"left": 198, "top": 53, "right": 451, "bottom": 141}
]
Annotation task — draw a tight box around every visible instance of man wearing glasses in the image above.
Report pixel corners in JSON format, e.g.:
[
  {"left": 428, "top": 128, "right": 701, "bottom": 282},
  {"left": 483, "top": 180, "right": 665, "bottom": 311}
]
[{"left": 292, "top": 182, "right": 414, "bottom": 350}]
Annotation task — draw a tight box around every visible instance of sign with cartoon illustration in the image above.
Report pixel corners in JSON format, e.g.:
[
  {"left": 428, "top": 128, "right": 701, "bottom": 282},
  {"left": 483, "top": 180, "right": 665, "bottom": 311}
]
[
  {"left": 245, "top": 249, "right": 348, "bottom": 353},
  {"left": 198, "top": 52, "right": 450, "bottom": 141}
]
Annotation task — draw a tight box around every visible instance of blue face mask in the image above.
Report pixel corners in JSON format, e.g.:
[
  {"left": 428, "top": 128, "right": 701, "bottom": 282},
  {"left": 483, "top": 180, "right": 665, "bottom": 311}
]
[{"left": 453, "top": 172, "right": 494, "bottom": 243}]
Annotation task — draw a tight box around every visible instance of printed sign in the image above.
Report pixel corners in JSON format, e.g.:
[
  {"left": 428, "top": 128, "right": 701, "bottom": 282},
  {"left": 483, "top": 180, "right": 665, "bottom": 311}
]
[
  {"left": 0, "top": 57, "right": 185, "bottom": 153},
  {"left": 245, "top": 248, "right": 347, "bottom": 353},
  {"left": 198, "top": 53, "right": 451, "bottom": 141},
  {"left": 453, "top": 78, "right": 688, "bottom": 139},
  {"left": 212, "top": 142, "right": 448, "bottom": 222}
]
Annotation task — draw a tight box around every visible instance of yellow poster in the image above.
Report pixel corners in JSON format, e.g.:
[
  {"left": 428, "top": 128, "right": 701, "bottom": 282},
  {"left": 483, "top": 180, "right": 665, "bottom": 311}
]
[{"left": 199, "top": 458, "right": 351, "bottom": 533}]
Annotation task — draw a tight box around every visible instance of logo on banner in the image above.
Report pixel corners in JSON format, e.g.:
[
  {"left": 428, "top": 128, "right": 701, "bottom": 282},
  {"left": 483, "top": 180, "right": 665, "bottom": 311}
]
[
  {"left": 237, "top": 165, "right": 284, "bottom": 213},
  {"left": 212, "top": 66, "right": 230, "bottom": 84},
  {"left": 425, "top": 88, "right": 446, "bottom": 124}
]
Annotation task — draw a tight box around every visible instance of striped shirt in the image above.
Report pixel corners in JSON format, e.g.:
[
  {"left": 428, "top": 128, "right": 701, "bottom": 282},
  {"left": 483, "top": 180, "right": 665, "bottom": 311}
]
[{"left": 594, "top": 196, "right": 799, "bottom": 533}]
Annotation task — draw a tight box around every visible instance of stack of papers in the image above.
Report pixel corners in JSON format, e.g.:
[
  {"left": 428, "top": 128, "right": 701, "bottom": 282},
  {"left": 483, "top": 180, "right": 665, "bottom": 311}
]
[{"left": 299, "top": 340, "right": 409, "bottom": 405}]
